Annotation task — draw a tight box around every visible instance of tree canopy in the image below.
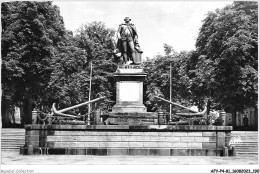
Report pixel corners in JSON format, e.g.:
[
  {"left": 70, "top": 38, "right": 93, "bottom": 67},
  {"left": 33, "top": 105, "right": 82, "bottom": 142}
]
[
  {"left": 195, "top": 1, "right": 257, "bottom": 113},
  {"left": 1, "top": 1, "right": 257, "bottom": 127},
  {"left": 48, "top": 21, "right": 117, "bottom": 112},
  {"left": 1, "top": 1, "right": 66, "bottom": 124},
  {"left": 143, "top": 2, "right": 258, "bottom": 117},
  {"left": 143, "top": 45, "right": 192, "bottom": 112}
]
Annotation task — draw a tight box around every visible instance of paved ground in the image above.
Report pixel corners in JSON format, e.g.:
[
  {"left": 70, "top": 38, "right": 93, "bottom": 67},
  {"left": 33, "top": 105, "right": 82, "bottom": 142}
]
[
  {"left": 1, "top": 151, "right": 258, "bottom": 165},
  {"left": 2, "top": 151, "right": 259, "bottom": 174}
]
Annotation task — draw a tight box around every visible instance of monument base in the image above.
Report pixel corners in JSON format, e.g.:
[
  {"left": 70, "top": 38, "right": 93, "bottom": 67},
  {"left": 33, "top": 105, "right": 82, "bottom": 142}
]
[
  {"left": 112, "top": 104, "right": 147, "bottom": 113},
  {"left": 21, "top": 124, "right": 236, "bottom": 156},
  {"left": 106, "top": 112, "right": 157, "bottom": 125}
]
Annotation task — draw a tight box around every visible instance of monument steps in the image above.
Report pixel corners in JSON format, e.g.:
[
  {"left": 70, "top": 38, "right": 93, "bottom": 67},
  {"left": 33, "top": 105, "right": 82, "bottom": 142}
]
[
  {"left": 234, "top": 145, "right": 258, "bottom": 148},
  {"left": 1, "top": 128, "right": 25, "bottom": 151},
  {"left": 230, "top": 131, "right": 258, "bottom": 155},
  {"left": 236, "top": 152, "right": 258, "bottom": 155}
]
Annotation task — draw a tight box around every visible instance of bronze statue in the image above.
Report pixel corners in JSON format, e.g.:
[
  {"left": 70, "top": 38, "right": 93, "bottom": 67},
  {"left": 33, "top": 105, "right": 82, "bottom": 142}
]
[{"left": 116, "top": 17, "right": 142, "bottom": 65}]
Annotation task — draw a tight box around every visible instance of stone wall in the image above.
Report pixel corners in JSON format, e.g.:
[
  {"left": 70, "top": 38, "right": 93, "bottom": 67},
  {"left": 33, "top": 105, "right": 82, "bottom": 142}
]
[{"left": 21, "top": 125, "right": 234, "bottom": 156}]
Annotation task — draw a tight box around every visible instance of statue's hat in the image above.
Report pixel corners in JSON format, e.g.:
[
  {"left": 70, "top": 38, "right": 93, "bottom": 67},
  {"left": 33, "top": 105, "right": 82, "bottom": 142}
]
[{"left": 124, "top": 17, "right": 131, "bottom": 21}]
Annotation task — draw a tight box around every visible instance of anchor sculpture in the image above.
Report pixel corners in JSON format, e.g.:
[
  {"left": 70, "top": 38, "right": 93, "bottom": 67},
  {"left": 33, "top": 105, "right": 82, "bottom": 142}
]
[
  {"left": 155, "top": 96, "right": 207, "bottom": 116},
  {"left": 35, "top": 96, "right": 106, "bottom": 124},
  {"left": 155, "top": 96, "right": 208, "bottom": 125},
  {"left": 52, "top": 96, "right": 106, "bottom": 118}
]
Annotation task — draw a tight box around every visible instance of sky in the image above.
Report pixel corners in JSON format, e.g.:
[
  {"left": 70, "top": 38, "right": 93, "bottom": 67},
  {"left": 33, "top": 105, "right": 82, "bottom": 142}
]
[{"left": 53, "top": 0, "right": 233, "bottom": 58}]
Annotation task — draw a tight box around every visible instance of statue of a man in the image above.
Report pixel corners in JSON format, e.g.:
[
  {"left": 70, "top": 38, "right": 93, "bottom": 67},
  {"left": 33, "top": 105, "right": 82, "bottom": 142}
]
[{"left": 116, "top": 17, "right": 141, "bottom": 65}]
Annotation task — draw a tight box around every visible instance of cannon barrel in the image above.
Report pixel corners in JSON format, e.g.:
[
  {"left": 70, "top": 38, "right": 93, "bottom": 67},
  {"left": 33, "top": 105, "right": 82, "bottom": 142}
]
[{"left": 155, "top": 96, "right": 198, "bottom": 113}]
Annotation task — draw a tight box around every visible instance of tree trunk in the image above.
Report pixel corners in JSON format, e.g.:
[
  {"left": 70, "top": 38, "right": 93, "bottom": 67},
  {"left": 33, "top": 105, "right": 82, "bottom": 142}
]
[
  {"left": 206, "top": 100, "right": 211, "bottom": 115},
  {"left": 254, "top": 106, "right": 258, "bottom": 130},
  {"left": 20, "top": 106, "right": 25, "bottom": 125},
  {"left": 231, "top": 110, "right": 237, "bottom": 127},
  {"left": 1, "top": 97, "right": 11, "bottom": 128},
  {"left": 23, "top": 93, "right": 33, "bottom": 124}
]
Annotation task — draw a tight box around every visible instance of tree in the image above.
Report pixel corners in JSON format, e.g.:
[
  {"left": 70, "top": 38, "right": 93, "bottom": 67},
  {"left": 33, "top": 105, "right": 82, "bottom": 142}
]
[
  {"left": 195, "top": 1, "right": 258, "bottom": 125},
  {"left": 74, "top": 21, "right": 117, "bottom": 104},
  {"left": 1, "top": 2, "right": 66, "bottom": 125},
  {"left": 163, "top": 43, "right": 177, "bottom": 56},
  {"left": 48, "top": 21, "right": 117, "bottom": 113},
  {"left": 47, "top": 30, "right": 89, "bottom": 110},
  {"left": 143, "top": 45, "right": 191, "bottom": 112},
  {"left": 188, "top": 55, "right": 216, "bottom": 111}
]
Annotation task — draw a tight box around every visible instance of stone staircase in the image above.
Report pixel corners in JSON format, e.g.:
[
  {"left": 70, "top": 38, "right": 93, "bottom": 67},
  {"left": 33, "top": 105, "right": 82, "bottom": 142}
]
[
  {"left": 230, "top": 131, "right": 258, "bottom": 155},
  {"left": 1, "top": 128, "right": 25, "bottom": 151}
]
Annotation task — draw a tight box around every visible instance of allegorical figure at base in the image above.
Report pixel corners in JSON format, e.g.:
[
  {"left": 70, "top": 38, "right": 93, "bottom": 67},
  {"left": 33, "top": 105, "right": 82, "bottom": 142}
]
[{"left": 115, "top": 17, "right": 143, "bottom": 65}]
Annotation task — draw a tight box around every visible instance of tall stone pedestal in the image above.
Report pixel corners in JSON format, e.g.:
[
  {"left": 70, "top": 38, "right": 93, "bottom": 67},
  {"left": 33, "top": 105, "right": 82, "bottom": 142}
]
[
  {"left": 108, "top": 65, "right": 156, "bottom": 125},
  {"left": 112, "top": 65, "right": 147, "bottom": 113}
]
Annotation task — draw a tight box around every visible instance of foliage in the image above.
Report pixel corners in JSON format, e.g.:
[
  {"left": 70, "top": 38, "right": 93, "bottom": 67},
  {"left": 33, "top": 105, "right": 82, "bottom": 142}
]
[
  {"left": 47, "top": 31, "right": 89, "bottom": 109},
  {"left": 188, "top": 54, "right": 215, "bottom": 109},
  {"left": 143, "top": 45, "right": 191, "bottom": 112},
  {"left": 1, "top": 1, "right": 66, "bottom": 124},
  {"left": 48, "top": 21, "right": 117, "bottom": 113},
  {"left": 1, "top": 1, "right": 257, "bottom": 127},
  {"left": 144, "top": 2, "right": 258, "bottom": 116},
  {"left": 195, "top": 1, "right": 258, "bottom": 114}
]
